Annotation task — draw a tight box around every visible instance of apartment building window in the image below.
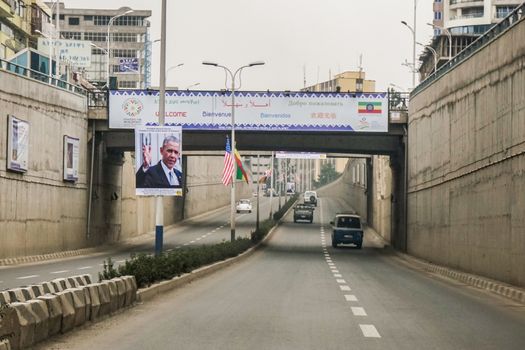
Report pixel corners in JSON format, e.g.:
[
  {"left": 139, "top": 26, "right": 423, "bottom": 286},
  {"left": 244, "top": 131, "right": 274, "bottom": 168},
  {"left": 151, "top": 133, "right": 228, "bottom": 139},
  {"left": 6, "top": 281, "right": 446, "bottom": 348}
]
[
  {"left": 84, "top": 32, "right": 107, "bottom": 42},
  {"left": 0, "top": 22, "right": 14, "bottom": 37},
  {"left": 112, "top": 33, "right": 139, "bottom": 42},
  {"left": 92, "top": 48, "right": 106, "bottom": 55},
  {"left": 84, "top": 15, "right": 93, "bottom": 21},
  {"left": 118, "top": 80, "right": 137, "bottom": 88},
  {"left": 0, "top": 44, "right": 6, "bottom": 60},
  {"left": 113, "top": 49, "right": 137, "bottom": 58},
  {"left": 114, "top": 16, "right": 144, "bottom": 26},
  {"left": 94, "top": 16, "right": 110, "bottom": 25},
  {"left": 68, "top": 17, "right": 80, "bottom": 25},
  {"left": 496, "top": 6, "right": 515, "bottom": 18},
  {"left": 52, "top": 14, "right": 65, "bottom": 20},
  {"left": 462, "top": 7, "right": 483, "bottom": 18},
  {"left": 434, "top": 11, "right": 442, "bottom": 20},
  {"left": 61, "top": 31, "right": 82, "bottom": 40}
]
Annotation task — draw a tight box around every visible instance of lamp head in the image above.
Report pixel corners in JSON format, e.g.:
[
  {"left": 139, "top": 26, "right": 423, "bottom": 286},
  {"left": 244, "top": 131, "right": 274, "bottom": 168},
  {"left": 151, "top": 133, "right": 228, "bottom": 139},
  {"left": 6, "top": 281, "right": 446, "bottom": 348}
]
[
  {"left": 401, "top": 21, "right": 408, "bottom": 26},
  {"left": 202, "top": 61, "right": 218, "bottom": 66},
  {"left": 248, "top": 61, "right": 265, "bottom": 67}
]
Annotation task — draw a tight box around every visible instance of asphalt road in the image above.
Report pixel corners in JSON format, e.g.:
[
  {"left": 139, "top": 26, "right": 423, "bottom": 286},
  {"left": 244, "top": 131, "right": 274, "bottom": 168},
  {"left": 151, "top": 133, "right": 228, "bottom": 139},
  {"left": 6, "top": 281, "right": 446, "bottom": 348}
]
[
  {"left": 35, "top": 196, "right": 525, "bottom": 350},
  {"left": 0, "top": 195, "right": 278, "bottom": 290}
]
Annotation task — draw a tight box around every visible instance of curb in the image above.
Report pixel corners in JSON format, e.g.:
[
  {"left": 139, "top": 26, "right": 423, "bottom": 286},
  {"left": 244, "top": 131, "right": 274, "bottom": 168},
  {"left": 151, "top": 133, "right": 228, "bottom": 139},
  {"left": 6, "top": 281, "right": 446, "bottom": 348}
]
[{"left": 392, "top": 250, "right": 525, "bottom": 305}]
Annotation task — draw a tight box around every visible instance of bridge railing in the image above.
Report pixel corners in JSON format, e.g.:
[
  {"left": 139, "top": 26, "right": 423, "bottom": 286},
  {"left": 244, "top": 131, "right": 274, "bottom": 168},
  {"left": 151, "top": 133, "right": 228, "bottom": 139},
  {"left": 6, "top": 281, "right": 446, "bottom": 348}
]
[
  {"left": 0, "top": 58, "right": 86, "bottom": 96},
  {"left": 411, "top": 2, "right": 525, "bottom": 97}
]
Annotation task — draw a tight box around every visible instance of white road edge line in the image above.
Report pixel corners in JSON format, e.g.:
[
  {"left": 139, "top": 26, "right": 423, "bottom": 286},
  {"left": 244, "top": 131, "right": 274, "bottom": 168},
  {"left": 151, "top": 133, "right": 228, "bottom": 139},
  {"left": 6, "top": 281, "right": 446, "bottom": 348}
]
[
  {"left": 50, "top": 270, "right": 69, "bottom": 274},
  {"left": 360, "top": 324, "right": 381, "bottom": 338},
  {"left": 77, "top": 266, "right": 92, "bottom": 270}
]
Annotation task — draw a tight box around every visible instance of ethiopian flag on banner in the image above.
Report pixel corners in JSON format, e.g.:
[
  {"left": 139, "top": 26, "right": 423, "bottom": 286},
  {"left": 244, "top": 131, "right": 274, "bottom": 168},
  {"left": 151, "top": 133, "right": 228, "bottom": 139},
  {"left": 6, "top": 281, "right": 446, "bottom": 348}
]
[
  {"left": 358, "top": 101, "right": 382, "bottom": 114},
  {"left": 234, "top": 149, "right": 250, "bottom": 184}
]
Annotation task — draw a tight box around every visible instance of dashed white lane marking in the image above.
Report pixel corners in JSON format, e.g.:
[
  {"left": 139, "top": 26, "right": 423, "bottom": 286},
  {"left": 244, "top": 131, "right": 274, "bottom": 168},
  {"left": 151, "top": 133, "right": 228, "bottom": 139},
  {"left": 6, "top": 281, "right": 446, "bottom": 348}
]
[
  {"left": 17, "top": 275, "right": 39, "bottom": 280},
  {"left": 330, "top": 266, "right": 337, "bottom": 270},
  {"left": 183, "top": 243, "right": 189, "bottom": 246},
  {"left": 50, "top": 270, "right": 69, "bottom": 274},
  {"left": 360, "top": 324, "right": 381, "bottom": 338},
  {"left": 166, "top": 249, "right": 173, "bottom": 252},
  {"left": 77, "top": 266, "right": 92, "bottom": 270},
  {"left": 116, "top": 260, "right": 125, "bottom": 263},
  {"left": 190, "top": 240, "right": 196, "bottom": 244},
  {"left": 176, "top": 246, "right": 182, "bottom": 249},
  {"left": 328, "top": 263, "right": 335, "bottom": 266},
  {"left": 336, "top": 279, "right": 347, "bottom": 284},
  {"left": 340, "top": 285, "right": 351, "bottom": 291},
  {"left": 196, "top": 237, "right": 202, "bottom": 241},
  {"left": 333, "top": 274, "right": 342, "bottom": 278},
  {"left": 345, "top": 294, "right": 358, "bottom": 301},
  {"left": 332, "top": 270, "right": 339, "bottom": 273},
  {"left": 351, "top": 307, "right": 367, "bottom": 316}
]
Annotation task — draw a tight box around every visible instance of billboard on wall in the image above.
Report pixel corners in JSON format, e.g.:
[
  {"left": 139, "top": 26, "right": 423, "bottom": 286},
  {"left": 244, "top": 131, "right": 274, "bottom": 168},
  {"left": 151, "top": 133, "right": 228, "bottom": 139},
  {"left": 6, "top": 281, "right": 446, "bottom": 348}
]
[
  {"left": 7, "top": 115, "right": 29, "bottom": 173},
  {"left": 109, "top": 90, "right": 388, "bottom": 132}
]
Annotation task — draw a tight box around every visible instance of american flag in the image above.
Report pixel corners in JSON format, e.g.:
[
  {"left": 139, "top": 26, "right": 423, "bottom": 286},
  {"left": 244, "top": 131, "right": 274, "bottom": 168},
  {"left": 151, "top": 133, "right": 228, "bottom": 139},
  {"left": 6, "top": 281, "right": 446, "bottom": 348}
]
[{"left": 222, "top": 137, "right": 235, "bottom": 186}]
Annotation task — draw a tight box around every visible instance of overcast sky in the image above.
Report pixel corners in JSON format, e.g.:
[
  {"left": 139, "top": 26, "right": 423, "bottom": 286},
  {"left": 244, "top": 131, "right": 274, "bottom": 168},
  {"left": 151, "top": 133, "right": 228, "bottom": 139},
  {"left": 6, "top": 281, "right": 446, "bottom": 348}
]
[{"left": 64, "top": 0, "right": 435, "bottom": 92}]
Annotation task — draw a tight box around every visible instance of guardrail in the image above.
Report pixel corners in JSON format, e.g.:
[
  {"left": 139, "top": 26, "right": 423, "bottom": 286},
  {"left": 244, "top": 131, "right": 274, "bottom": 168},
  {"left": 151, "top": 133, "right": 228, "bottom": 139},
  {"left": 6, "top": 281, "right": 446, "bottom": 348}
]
[
  {"left": 0, "top": 58, "right": 87, "bottom": 96},
  {"left": 411, "top": 2, "right": 525, "bottom": 97}
]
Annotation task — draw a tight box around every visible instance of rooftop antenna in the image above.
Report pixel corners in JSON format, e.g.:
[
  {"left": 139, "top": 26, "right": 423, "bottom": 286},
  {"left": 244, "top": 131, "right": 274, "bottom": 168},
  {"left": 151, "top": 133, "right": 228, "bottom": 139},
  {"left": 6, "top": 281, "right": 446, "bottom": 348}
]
[
  {"left": 303, "top": 64, "right": 306, "bottom": 89},
  {"left": 358, "top": 54, "right": 363, "bottom": 78}
]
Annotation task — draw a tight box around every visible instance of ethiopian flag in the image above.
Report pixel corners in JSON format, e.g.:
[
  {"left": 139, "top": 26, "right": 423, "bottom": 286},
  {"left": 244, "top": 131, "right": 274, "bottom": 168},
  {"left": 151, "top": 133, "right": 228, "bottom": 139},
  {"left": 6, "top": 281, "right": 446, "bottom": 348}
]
[
  {"left": 358, "top": 101, "right": 382, "bottom": 114},
  {"left": 234, "top": 149, "right": 250, "bottom": 184}
]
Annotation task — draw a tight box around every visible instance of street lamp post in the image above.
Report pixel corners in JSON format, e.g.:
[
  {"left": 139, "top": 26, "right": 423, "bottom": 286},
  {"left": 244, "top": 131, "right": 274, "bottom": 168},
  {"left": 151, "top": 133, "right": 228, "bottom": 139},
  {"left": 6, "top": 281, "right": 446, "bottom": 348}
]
[
  {"left": 401, "top": 20, "right": 416, "bottom": 88},
  {"left": 427, "top": 23, "right": 452, "bottom": 59},
  {"left": 202, "top": 60, "right": 265, "bottom": 241},
  {"left": 106, "top": 9, "right": 134, "bottom": 89},
  {"left": 416, "top": 42, "right": 438, "bottom": 75}
]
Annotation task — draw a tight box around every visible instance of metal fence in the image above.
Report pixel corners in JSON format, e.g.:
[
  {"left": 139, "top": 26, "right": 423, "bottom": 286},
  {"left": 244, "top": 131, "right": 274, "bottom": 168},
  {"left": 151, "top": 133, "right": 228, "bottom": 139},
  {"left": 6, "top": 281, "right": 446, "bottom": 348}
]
[
  {"left": 411, "top": 2, "right": 525, "bottom": 97},
  {"left": 0, "top": 58, "right": 86, "bottom": 96}
]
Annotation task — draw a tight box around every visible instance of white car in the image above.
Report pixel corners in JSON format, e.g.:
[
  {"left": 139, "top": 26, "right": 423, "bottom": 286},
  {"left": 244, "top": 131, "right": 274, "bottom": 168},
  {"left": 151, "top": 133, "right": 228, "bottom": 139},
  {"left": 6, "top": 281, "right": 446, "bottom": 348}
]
[{"left": 236, "top": 199, "right": 252, "bottom": 213}]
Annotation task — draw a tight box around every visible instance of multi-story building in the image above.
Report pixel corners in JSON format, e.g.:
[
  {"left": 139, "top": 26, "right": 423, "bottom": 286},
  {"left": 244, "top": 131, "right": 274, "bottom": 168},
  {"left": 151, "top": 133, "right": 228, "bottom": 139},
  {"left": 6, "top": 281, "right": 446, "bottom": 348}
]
[
  {"left": 49, "top": 3, "right": 151, "bottom": 89},
  {"left": 302, "top": 70, "right": 375, "bottom": 93},
  {"left": 0, "top": 0, "right": 33, "bottom": 60},
  {"left": 420, "top": 0, "right": 521, "bottom": 79}
]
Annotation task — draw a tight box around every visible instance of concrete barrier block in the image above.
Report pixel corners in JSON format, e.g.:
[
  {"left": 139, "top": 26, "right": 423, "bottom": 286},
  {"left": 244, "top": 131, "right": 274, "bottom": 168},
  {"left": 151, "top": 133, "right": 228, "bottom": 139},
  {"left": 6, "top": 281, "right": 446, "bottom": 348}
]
[
  {"left": 78, "top": 286, "right": 92, "bottom": 322},
  {"left": 0, "top": 292, "right": 11, "bottom": 305},
  {"left": 96, "top": 283, "right": 111, "bottom": 317},
  {"left": 29, "top": 285, "right": 45, "bottom": 298},
  {"left": 7, "top": 290, "right": 25, "bottom": 303},
  {"left": 27, "top": 299, "right": 49, "bottom": 344},
  {"left": 19, "top": 288, "right": 36, "bottom": 302},
  {"left": 9, "top": 302, "right": 37, "bottom": 349},
  {"left": 40, "top": 282, "right": 56, "bottom": 294},
  {"left": 101, "top": 280, "right": 119, "bottom": 314},
  {"left": 66, "top": 277, "right": 79, "bottom": 288},
  {"left": 0, "top": 338, "right": 11, "bottom": 350},
  {"left": 80, "top": 274, "right": 92, "bottom": 285},
  {"left": 0, "top": 303, "right": 17, "bottom": 343},
  {"left": 37, "top": 295, "right": 62, "bottom": 336},
  {"left": 122, "top": 276, "right": 137, "bottom": 305},
  {"left": 111, "top": 278, "right": 127, "bottom": 309},
  {"left": 54, "top": 291, "right": 75, "bottom": 333},
  {"left": 51, "top": 280, "right": 65, "bottom": 293},
  {"left": 68, "top": 288, "right": 87, "bottom": 327},
  {"left": 85, "top": 284, "right": 100, "bottom": 322}
]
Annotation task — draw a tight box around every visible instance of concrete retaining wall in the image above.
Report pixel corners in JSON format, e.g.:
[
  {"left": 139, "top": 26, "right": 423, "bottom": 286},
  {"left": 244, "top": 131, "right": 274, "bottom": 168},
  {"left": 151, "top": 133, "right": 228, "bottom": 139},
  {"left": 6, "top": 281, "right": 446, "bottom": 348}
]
[
  {"left": 0, "top": 70, "right": 89, "bottom": 258},
  {"left": 408, "top": 17, "right": 525, "bottom": 287}
]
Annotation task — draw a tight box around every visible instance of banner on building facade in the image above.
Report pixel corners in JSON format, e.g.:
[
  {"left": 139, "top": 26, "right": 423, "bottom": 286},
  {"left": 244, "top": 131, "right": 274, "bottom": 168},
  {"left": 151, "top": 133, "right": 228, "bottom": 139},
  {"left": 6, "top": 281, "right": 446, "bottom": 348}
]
[
  {"left": 275, "top": 152, "right": 327, "bottom": 159},
  {"left": 109, "top": 90, "right": 389, "bottom": 132}
]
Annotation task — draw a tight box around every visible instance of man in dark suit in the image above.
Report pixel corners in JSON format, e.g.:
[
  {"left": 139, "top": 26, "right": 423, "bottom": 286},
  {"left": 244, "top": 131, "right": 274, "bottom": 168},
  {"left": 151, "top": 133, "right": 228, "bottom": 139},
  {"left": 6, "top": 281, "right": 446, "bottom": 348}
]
[{"left": 136, "top": 135, "right": 183, "bottom": 188}]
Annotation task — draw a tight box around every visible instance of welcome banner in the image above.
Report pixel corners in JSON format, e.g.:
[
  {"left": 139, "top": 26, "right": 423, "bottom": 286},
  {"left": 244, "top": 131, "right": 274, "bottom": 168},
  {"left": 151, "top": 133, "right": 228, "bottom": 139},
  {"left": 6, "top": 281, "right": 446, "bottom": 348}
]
[{"left": 109, "top": 90, "right": 388, "bottom": 132}]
